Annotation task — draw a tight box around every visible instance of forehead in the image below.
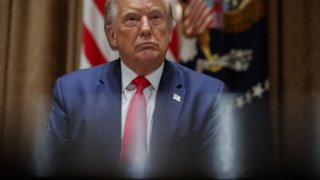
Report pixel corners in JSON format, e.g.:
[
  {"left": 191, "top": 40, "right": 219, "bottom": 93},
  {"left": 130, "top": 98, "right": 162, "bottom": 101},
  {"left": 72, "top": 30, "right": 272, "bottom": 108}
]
[{"left": 117, "top": 0, "right": 167, "bottom": 14}]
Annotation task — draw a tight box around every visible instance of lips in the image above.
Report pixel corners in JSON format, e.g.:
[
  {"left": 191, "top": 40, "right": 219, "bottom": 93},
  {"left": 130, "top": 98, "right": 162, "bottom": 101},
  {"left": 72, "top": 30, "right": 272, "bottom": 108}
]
[{"left": 136, "top": 42, "right": 157, "bottom": 49}]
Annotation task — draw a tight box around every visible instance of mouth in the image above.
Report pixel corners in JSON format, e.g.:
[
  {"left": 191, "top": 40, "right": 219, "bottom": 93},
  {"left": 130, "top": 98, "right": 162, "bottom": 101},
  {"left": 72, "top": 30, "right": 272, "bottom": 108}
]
[{"left": 136, "top": 42, "right": 157, "bottom": 50}]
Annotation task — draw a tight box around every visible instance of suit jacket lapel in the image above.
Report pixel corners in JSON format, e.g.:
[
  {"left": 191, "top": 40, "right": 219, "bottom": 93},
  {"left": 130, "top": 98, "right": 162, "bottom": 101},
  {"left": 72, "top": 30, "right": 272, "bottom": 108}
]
[
  {"left": 94, "top": 60, "right": 122, "bottom": 169},
  {"left": 150, "top": 60, "right": 186, "bottom": 167}
]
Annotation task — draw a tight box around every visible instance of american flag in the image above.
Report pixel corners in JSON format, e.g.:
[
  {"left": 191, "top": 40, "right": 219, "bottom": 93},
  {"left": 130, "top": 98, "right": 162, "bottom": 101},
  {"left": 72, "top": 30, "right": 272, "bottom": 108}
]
[
  {"left": 80, "top": 0, "right": 180, "bottom": 69},
  {"left": 183, "top": 0, "right": 224, "bottom": 36}
]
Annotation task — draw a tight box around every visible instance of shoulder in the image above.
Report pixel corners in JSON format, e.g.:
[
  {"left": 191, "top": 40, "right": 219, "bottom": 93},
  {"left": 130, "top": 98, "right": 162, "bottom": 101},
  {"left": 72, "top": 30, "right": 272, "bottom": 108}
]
[
  {"left": 166, "top": 60, "right": 225, "bottom": 92},
  {"left": 57, "top": 60, "right": 119, "bottom": 84},
  {"left": 52, "top": 60, "right": 120, "bottom": 95},
  {"left": 51, "top": 61, "right": 120, "bottom": 104},
  {"left": 61, "top": 65, "right": 103, "bottom": 81}
]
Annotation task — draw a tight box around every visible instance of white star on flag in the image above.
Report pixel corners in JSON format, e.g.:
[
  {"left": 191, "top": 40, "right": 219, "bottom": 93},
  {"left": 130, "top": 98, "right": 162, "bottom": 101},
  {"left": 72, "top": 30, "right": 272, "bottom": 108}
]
[
  {"left": 236, "top": 96, "right": 245, "bottom": 108},
  {"left": 252, "top": 83, "right": 264, "bottom": 98}
]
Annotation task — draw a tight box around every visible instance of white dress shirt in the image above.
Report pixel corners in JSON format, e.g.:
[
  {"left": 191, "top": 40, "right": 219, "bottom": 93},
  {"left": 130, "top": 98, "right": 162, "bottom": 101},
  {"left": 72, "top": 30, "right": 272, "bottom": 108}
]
[{"left": 121, "top": 61, "right": 164, "bottom": 153}]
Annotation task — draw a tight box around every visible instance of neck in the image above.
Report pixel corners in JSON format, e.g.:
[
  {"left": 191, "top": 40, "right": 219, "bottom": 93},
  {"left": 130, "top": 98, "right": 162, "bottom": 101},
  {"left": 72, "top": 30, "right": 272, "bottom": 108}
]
[{"left": 122, "top": 60, "right": 164, "bottom": 76}]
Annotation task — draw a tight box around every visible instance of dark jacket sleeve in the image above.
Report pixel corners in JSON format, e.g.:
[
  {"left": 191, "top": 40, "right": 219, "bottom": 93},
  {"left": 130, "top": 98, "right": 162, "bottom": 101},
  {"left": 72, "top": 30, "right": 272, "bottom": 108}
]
[
  {"left": 42, "top": 78, "right": 71, "bottom": 177},
  {"left": 195, "top": 82, "right": 228, "bottom": 177}
]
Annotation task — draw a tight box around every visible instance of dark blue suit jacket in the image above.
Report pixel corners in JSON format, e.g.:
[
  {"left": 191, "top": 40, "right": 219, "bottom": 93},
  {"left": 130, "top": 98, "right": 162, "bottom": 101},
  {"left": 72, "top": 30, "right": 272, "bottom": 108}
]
[{"left": 44, "top": 60, "right": 225, "bottom": 178}]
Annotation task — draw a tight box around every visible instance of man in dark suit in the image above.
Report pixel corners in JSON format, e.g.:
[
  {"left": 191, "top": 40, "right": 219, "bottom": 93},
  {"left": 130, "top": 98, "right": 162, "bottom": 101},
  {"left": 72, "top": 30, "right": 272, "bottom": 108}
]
[{"left": 43, "top": 0, "right": 226, "bottom": 178}]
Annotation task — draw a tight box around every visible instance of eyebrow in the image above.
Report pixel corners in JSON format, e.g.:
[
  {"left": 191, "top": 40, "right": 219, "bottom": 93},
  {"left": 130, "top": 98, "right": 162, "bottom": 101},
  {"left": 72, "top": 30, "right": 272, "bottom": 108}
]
[
  {"left": 149, "top": 8, "right": 165, "bottom": 15},
  {"left": 121, "top": 6, "right": 166, "bottom": 16}
]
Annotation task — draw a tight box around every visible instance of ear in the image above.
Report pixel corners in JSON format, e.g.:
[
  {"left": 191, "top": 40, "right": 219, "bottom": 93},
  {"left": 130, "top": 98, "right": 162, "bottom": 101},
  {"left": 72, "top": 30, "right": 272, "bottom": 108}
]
[
  {"left": 168, "top": 26, "right": 174, "bottom": 42},
  {"left": 105, "top": 25, "right": 118, "bottom": 50}
]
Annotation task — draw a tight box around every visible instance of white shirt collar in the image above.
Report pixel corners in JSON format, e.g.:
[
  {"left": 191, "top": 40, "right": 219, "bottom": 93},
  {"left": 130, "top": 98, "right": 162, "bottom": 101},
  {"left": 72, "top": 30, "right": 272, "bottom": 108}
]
[{"left": 121, "top": 61, "right": 164, "bottom": 91}]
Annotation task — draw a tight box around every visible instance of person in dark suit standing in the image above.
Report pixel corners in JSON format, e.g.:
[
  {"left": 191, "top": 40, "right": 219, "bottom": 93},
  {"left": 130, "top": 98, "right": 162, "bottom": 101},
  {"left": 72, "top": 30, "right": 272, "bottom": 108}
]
[{"left": 43, "top": 0, "right": 226, "bottom": 178}]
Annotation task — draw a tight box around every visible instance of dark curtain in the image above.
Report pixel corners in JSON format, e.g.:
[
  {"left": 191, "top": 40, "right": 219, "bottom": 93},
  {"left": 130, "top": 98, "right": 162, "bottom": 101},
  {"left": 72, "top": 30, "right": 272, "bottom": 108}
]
[
  {"left": 268, "top": 0, "right": 320, "bottom": 177},
  {"left": 0, "top": 0, "right": 82, "bottom": 176}
]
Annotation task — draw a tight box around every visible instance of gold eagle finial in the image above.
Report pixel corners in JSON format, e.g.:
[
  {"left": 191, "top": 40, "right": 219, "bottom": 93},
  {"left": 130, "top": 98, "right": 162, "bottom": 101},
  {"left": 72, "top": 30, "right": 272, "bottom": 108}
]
[{"left": 223, "top": 0, "right": 265, "bottom": 33}]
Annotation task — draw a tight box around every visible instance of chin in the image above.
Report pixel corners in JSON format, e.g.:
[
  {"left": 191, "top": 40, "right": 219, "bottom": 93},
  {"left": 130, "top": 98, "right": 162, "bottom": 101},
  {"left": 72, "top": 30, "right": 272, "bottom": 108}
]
[{"left": 138, "top": 51, "right": 162, "bottom": 61}]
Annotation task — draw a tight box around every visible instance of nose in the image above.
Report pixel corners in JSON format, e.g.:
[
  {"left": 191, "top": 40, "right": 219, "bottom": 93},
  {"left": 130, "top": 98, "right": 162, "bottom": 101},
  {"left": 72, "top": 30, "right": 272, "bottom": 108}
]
[{"left": 139, "top": 16, "right": 151, "bottom": 37}]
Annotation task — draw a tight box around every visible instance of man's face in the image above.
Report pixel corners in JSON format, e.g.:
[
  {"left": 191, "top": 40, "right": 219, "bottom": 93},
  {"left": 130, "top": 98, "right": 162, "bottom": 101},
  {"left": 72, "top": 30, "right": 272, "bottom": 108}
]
[{"left": 106, "top": 0, "right": 173, "bottom": 74}]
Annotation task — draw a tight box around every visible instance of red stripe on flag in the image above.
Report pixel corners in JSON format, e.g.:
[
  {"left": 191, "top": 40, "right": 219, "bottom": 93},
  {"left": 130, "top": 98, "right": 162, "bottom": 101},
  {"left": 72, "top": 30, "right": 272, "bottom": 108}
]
[
  {"left": 93, "top": 0, "right": 107, "bottom": 15},
  {"left": 169, "top": 28, "right": 179, "bottom": 62},
  {"left": 183, "top": 0, "right": 214, "bottom": 36},
  {"left": 83, "top": 25, "right": 107, "bottom": 66},
  {"left": 212, "top": 0, "right": 224, "bottom": 28}
]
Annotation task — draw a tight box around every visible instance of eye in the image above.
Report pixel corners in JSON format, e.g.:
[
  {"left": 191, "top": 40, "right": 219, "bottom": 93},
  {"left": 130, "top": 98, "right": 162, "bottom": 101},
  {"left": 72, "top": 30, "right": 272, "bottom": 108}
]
[
  {"left": 124, "top": 15, "right": 139, "bottom": 26},
  {"left": 152, "top": 14, "right": 161, "bottom": 20},
  {"left": 128, "top": 16, "right": 137, "bottom": 22},
  {"left": 151, "top": 14, "right": 163, "bottom": 24}
]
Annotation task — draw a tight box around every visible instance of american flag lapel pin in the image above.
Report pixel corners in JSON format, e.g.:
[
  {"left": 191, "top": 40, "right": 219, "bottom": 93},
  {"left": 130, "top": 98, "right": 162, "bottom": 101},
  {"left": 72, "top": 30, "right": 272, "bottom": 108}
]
[{"left": 173, "top": 93, "right": 181, "bottom": 102}]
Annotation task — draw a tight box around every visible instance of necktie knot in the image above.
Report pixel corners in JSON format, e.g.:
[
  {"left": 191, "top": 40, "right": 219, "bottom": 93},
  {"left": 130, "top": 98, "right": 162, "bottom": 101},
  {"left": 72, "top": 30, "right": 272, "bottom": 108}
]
[{"left": 132, "top": 76, "right": 150, "bottom": 92}]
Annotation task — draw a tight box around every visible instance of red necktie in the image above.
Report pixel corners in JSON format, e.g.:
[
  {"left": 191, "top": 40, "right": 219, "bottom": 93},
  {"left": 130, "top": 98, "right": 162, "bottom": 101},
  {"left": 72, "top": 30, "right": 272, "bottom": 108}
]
[{"left": 120, "top": 76, "right": 150, "bottom": 171}]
